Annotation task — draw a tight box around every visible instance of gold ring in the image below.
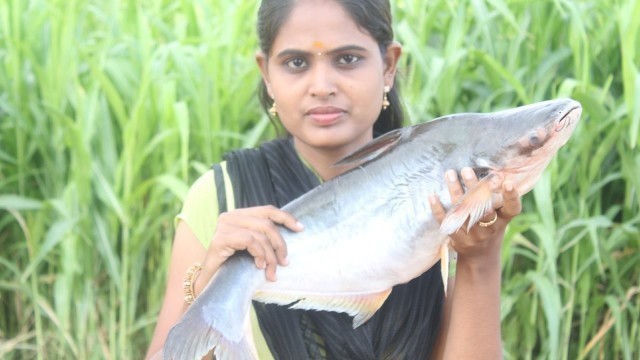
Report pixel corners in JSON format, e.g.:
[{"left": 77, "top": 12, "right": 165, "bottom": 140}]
[{"left": 478, "top": 212, "right": 498, "bottom": 227}]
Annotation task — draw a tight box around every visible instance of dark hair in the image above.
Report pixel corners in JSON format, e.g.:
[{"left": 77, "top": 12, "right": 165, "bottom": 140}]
[{"left": 256, "top": 0, "right": 404, "bottom": 136}]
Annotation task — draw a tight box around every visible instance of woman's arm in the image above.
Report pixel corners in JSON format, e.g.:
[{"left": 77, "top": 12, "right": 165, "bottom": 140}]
[
  {"left": 431, "top": 167, "right": 522, "bottom": 359},
  {"left": 145, "top": 206, "right": 302, "bottom": 359},
  {"left": 145, "top": 221, "right": 210, "bottom": 359}
]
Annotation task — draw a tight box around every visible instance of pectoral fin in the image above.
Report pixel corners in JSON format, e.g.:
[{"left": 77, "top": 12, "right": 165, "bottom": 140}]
[
  {"left": 254, "top": 289, "right": 392, "bottom": 328},
  {"left": 440, "top": 174, "right": 497, "bottom": 234},
  {"left": 440, "top": 238, "right": 450, "bottom": 297}
]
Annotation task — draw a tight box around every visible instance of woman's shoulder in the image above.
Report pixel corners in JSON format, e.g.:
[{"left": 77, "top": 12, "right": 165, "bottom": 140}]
[
  {"left": 183, "top": 161, "right": 236, "bottom": 208},
  {"left": 177, "top": 162, "right": 235, "bottom": 247},
  {"left": 188, "top": 167, "right": 215, "bottom": 192}
]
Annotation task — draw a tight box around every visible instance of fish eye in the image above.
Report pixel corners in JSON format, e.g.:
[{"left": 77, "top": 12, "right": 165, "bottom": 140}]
[{"left": 529, "top": 135, "right": 541, "bottom": 147}]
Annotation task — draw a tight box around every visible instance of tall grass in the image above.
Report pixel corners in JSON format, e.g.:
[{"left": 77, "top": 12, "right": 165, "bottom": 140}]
[{"left": 0, "top": 0, "right": 638, "bottom": 359}]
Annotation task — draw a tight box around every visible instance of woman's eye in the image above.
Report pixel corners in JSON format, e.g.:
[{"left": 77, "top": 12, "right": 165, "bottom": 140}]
[
  {"left": 285, "top": 58, "right": 307, "bottom": 69},
  {"left": 337, "top": 54, "right": 360, "bottom": 65}
]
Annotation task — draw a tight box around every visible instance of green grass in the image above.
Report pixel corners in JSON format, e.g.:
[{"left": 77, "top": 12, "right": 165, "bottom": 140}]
[{"left": 1, "top": 0, "right": 638, "bottom": 358}]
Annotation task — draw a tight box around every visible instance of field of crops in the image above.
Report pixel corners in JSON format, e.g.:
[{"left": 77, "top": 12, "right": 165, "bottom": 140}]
[{"left": 1, "top": 0, "right": 638, "bottom": 358}]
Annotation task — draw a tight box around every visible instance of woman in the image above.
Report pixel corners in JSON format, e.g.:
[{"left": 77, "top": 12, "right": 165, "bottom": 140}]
[{"left": 146, "top": 0, "right": 521, "bottom": 358}]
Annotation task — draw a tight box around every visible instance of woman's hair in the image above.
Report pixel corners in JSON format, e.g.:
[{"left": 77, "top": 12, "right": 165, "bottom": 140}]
[{"left": 256, "top": 0, "right": 404, "bottom": 135}]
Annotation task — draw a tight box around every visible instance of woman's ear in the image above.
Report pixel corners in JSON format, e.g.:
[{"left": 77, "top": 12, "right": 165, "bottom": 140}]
[
  {"left": 383, "top": 42, "right": 402, "bottom": 88},
  {"left": 255, "top": 51, "right": 273, "bottom": 97}
]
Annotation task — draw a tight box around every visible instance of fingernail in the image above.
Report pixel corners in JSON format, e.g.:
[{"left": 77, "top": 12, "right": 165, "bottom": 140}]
[
  {"left": 296, "top": 221, "right": 304, "bottom": 230},
  {"left": 462, "top": 168, "right": 474, "bottom": 181},
  {"left": 282, "top": 257, "right": 289, "bottom": 266},
  {"left": 446, "top": 170, "right": 457, "bottom": 182},
  {"left": 428, "top": 194, "right": 437, "bottom": 205}
]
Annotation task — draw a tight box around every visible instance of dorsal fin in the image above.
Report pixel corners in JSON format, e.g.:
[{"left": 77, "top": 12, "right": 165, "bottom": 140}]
[{"left": 334, "top": 127, "right": 412, "bottom": 167}]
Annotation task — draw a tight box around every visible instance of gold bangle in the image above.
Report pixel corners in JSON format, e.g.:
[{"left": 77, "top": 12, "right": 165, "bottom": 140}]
[{"left": 183, "top": 262, "right": 202, "bottom": 305}]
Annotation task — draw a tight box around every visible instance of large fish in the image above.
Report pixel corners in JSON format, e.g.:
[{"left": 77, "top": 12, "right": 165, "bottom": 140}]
[{"left": 162, "top": 98, "right": 582, "bottom": 359}]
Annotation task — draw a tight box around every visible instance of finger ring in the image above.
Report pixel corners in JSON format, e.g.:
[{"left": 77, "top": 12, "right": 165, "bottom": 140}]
[{"left": 478, "top": 212, "right": 498, "bottom": 227}]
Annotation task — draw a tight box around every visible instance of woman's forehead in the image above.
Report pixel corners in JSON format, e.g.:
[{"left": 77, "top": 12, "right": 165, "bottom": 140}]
[{"left": 271, "top": 0, "right": 376, "bottom": 53}]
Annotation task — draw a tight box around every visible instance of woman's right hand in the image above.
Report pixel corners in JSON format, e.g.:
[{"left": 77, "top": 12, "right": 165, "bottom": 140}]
[{"left": 202, "top": 205, "right": 304, "bottom": 283}]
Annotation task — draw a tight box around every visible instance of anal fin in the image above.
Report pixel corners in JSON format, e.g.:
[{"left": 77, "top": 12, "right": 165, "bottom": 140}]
[{"left": 254, "top": 289, "right": 392, "bottom": 328}]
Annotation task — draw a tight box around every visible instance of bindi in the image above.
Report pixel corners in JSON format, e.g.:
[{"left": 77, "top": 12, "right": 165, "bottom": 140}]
[{"left": 312, "top": 41, "right": 325, "bottom": 56}]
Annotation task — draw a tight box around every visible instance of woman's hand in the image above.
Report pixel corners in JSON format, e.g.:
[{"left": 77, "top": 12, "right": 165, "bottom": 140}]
[
  {"left": 430, "top": 167, "right": 521, "bottom": 359},
  {"left": 202, "top": 205, "right": 304, "bottom": 283},
  {"left": 430, "top": 167, "right": 522, "bottom": 264}
]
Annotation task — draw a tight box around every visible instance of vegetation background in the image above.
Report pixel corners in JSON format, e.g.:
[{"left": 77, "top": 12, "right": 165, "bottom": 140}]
[{"left": 0, "top": 0, "right": 638, "bottom": 358}]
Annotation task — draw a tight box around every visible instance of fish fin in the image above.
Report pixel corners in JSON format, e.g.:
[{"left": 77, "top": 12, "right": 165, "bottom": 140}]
[
  {"left": 163, "top": 308, "right": 257, "bottom": 360},
  {"left": 334, "top": 127, "right": 411, "bottom": 166},
  {"left": 440, "top": 238, "right": 450, "bottom": 297},
  {"left": 163, "top": 255, "right": 261, "bottom": 360},
  {"left": 254, "top": 289, "right": 392, "bottom": 328},
  {"left": 440, "top": 175, "right": 497, "bottom": 234}
]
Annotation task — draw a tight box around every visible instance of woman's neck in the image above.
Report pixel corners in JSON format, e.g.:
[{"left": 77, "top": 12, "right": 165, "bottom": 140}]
[{"left": 292, "top": 138, "right": 364, "bottom": 181}]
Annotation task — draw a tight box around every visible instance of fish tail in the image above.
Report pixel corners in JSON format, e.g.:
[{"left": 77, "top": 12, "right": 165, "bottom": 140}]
[
  {"left": 214, "top": 336, "right": 259, "bottom": 360},
  {"left": 162, "top": 323, "right": 258, "bottom": 360},
  {"left": 163, "top": 254, "right": 262, "bottom": 360}
]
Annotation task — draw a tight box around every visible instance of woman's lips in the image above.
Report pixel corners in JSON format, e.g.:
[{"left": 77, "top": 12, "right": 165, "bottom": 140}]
[{"left": 307, "top": 106, "right": 345, "bottom": 126}]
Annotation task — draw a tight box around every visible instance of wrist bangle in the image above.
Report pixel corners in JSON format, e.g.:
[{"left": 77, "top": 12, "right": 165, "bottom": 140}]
[{"left": 183, "top": 262, "right": 203, "bottom": 305}]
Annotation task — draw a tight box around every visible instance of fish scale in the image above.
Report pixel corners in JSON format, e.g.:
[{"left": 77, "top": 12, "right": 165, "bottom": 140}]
[{"left": 162, "top": 98, "right": 582, "bottom": 360}]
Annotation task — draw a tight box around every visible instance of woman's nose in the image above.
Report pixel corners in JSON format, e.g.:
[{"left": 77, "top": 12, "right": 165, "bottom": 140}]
[{"left": 308, "top": 61, "right": 337, "bottom": 99}]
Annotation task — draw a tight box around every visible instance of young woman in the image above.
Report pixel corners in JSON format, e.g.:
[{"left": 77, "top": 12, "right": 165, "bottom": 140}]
[{"left": 146, "top": 0, "right": 522, "bottom": 358}]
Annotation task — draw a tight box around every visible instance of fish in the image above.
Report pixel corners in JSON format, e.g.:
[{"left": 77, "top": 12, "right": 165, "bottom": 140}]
[{"left": 162, "top": 98, "right": 582, "bottom": 359}]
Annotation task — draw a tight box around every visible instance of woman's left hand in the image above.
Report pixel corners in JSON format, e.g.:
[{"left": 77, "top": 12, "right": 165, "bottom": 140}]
[
  {"left": 430, "top": 166, "right": 520, "bottom": 359},
  {"left": 429, "top": 167, "right": 522, "bottom": 263}
]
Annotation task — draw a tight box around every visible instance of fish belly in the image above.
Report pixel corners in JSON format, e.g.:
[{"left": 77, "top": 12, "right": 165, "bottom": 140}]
[{"left": 259, "top": 196, "right": 445, "bottom": 297}]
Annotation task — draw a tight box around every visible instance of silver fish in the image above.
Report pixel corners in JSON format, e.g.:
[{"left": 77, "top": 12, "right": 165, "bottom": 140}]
[{"left": 162, "top": 98, "right": 582, "bottom": 359}]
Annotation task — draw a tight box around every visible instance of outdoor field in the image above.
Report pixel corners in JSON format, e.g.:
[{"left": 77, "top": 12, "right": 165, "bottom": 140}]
[{"left": 0, "top": 0, "right": 638, "bottom": 358}]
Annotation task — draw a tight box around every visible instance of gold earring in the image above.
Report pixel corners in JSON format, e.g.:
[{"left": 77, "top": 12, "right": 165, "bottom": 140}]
[
  {"left": 382, "top": 86, "right": 390, "bottom": 110},
  {"left": 269, "top": 101, "right": 277, "bottom": 117}
]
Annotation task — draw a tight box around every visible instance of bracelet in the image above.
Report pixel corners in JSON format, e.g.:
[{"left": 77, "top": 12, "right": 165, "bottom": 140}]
[{"left": 183, "top": 262, "right": 203, "bottom": 305}]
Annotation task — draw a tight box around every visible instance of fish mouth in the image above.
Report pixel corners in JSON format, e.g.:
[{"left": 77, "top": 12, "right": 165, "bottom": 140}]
[{"left": 555, "top": 103, "right": 582, "bottom": 132}]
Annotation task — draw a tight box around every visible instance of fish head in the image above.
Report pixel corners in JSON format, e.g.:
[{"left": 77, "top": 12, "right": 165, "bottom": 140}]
[
  {"left": 437, "top": 99, "right": 582, "bottom": 234},
  {"left": 484, "top": 98, "right": 582, "bottom": 195}
]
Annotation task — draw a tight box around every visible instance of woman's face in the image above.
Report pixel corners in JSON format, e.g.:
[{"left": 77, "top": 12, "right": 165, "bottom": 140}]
[{"left": 257, "top": 0, "right": 401, "bottom": 159}]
